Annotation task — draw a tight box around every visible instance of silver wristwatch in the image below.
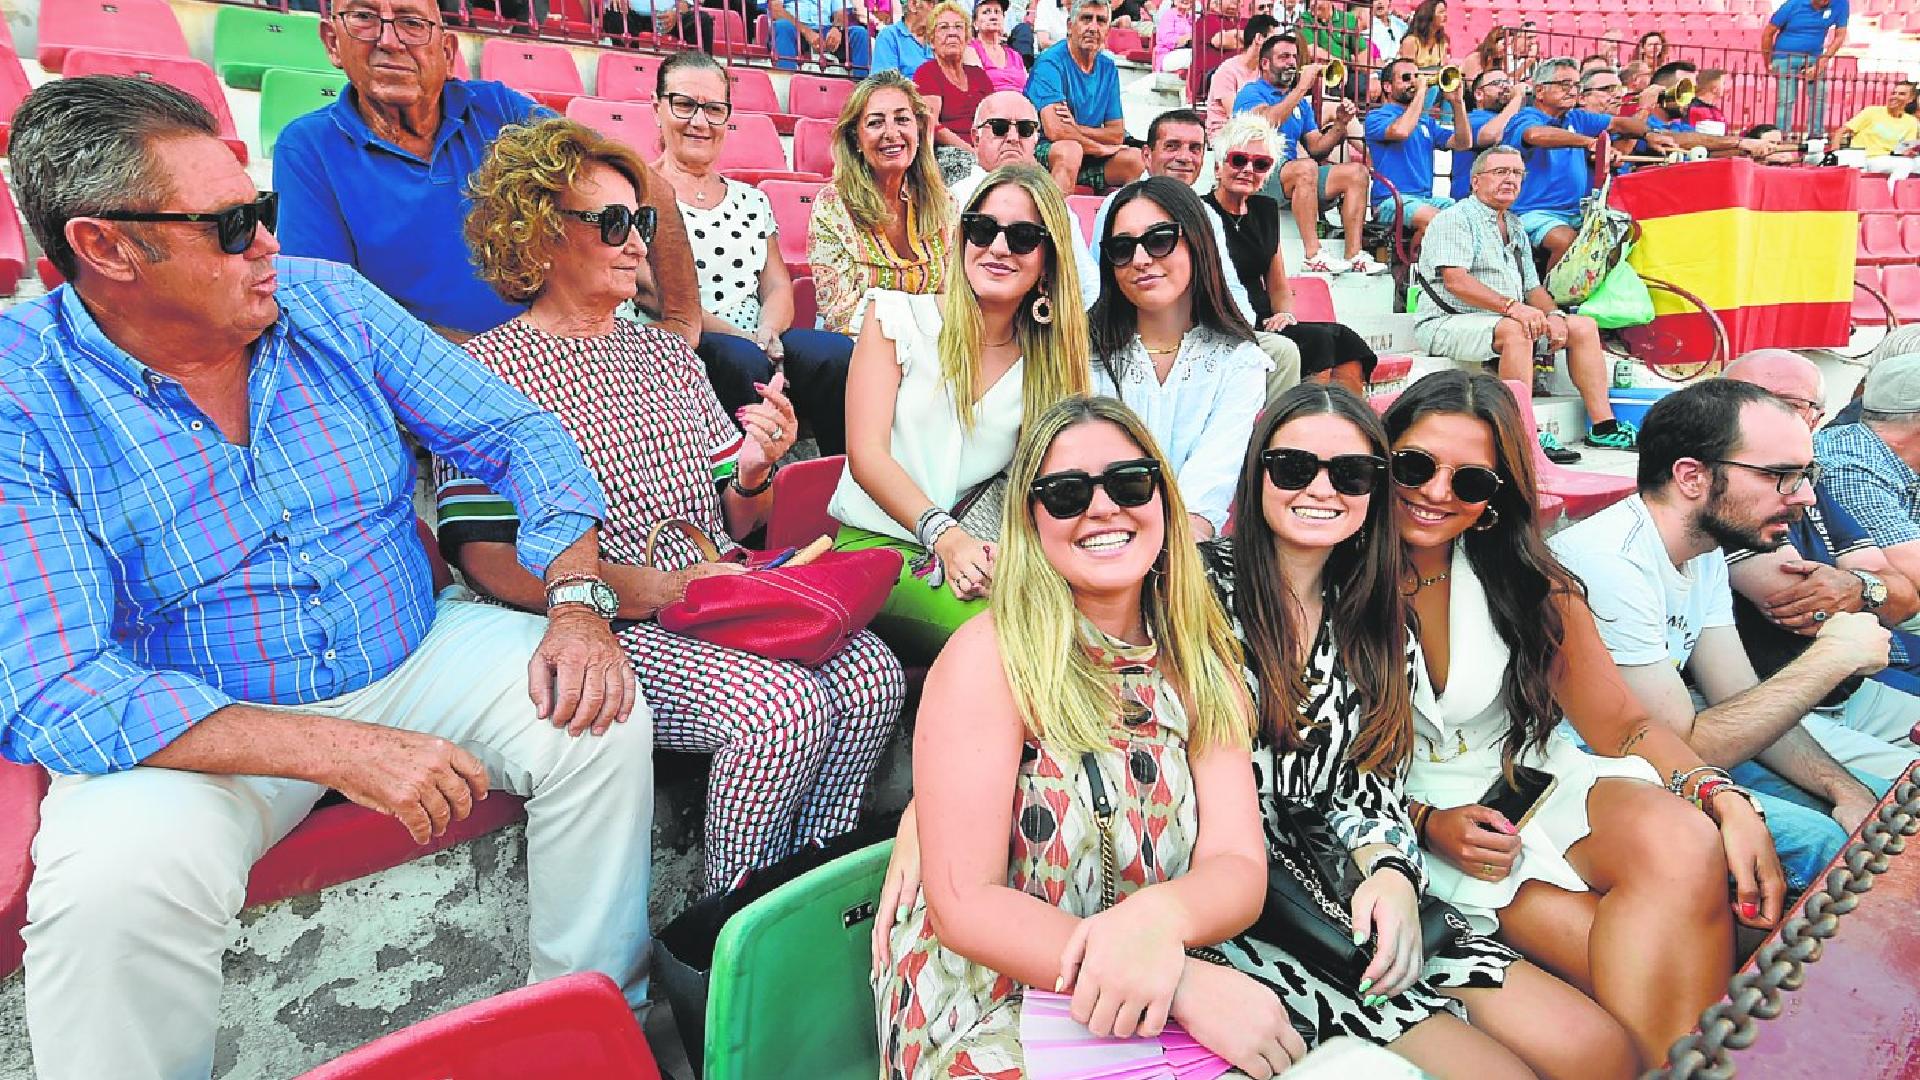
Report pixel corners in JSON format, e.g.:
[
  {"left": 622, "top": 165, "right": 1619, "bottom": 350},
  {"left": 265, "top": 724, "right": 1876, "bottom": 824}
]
[
  {"left": 547, "top": 578, "right": 619, "bottom": 619},
  {"left": 1848, "top": 568, "right": 1889, "bottom": 611}
]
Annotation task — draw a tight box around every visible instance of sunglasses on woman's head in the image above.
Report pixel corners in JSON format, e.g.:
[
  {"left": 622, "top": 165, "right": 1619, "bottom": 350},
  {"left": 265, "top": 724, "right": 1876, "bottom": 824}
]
[
  {"left": 95, "top": 191, "right": 279, "bottom": 256},
  {"left": 1390, "top": 447, "right": 1504, "bottom": 503},
  {"left": 975, "top": 117, "right": 1042, "bottom": 138},
  {"left": 1100, "top": 221, "right": 1183, "bottom": 266},
  {"left": 561, "top": 204, "right": 658, "bottom": 247},
  {"left": 1226, "top": 151, "right": 1275, "bottom": 173},
  {"left": 1261, "top": 447, "right": 1385, "bottom": 496},
  {"left": 960, "top": 212, "right": 1051, "bottom": 255},
  {"left": 1029, "top": 459, "right": 1163, "bottom": 519}
]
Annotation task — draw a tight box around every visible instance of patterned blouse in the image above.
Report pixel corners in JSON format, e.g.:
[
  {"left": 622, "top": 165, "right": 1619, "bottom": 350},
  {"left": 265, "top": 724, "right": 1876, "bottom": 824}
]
[
  {"left": 806, "top": 182, "right": 951, "bottom": 335},
  {"left": 434, "top": 319, "right": 745, "bottom": 573},
  {"left": 682, "top": 179, "right": 776, "bottom": 333}
]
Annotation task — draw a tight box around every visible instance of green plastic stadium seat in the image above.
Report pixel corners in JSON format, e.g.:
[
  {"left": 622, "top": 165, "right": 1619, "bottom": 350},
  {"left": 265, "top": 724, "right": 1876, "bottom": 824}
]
[
  {"left": 703, "top": 840, "right": 889, "bottom": 1080},
  {"left": 260, "top": 68, "right": 349, "bottom": 157},
  {"left": 214, "top": 7, "right": 333, "bottom": 91}
]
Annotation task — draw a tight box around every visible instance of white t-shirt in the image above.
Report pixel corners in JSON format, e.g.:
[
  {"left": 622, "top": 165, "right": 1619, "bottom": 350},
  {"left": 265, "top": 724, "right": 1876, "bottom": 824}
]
[{"left": 1548, "top": 494, "right": 1735, "bottom": 670}]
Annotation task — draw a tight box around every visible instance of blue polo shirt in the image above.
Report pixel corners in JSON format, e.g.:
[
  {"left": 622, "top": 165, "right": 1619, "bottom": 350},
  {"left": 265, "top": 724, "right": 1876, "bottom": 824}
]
[
  {"left": 1502, "top": 105, "right": 1611, "bottom": 214},
  {"left": 273, "top": 79, "right": 544, "bottom": 336},
  {"left": 1234, "top": 82, "right": 1318, "bottom": 159},
  {"left": 1450, "top": 107, "right": 1496, "bottom": 199},
  {"left": 1028, "top": 42, "right": 1123, "bottom": 129},
  {"left": 1769, "top": 0, "right": 1848, "bottom": 57},
  {"left": 1637, "top": 113, "right": 1695, "bottom": 154},
  {"left": 1364, "top": 102, "right": 1452, "bottom": 202},
  {"left": 871, "top": 21, "right": 934, "bottom": 77}
]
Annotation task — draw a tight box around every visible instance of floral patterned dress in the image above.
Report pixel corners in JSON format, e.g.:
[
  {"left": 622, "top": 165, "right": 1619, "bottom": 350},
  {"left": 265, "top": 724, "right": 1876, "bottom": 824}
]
[
  {"left": 874, "top": 628, "right": 1230, "bottom": 1080},
  {"left": 807, "top": 183, "right": 951, "bottom": 336}
]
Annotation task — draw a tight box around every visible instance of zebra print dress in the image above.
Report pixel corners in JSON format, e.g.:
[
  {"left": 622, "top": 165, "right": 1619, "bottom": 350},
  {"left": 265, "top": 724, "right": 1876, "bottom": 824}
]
[{"left": 1200, "top": 538, "right": 1518, "bottom": 1049}]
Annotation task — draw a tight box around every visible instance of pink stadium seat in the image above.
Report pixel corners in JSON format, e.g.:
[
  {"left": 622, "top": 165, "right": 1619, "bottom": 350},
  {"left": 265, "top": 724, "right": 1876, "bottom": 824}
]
[
  {"left": 791, "top": 273, "right": 819, "bottom": 331},
  {"left": 565, "top": 96, "right": 660, "bottom": 157},
  {"left": 540, "top": 0, "right": 598, "bottom": 38},
  {"left": 1858, "top": 212, "right": 1904, "bottom": 265},
  {"left": 1857, "top": 174, "right": 1896, "bottom": 211},
  {"left": 1288, "top": 276, "right": 1336, "bottom": 321},
  {"left": 788, "top": 74, "right": 856, "bottom": 121},
  {"left": 36, "top": 257, "right": 60, "bottom": 290},
  {"left": 764, "top": 455, "right": 846, "bottom": 551},
  {"left": 0, "top": 175, "right": 25, "bottom": 297},
  {"left": 595, "top": 52, "right": 663, "bottom": 102},
  {"left": 481, "top": 38, "right": 583, "bottom": 111},
  {"left": 0, "top": 759, "right": 48, "bottom": 977},
  {"left": 1505, "top": 379, "right": 1635, "bottom": 520},
  {"left": 61, "top": 50, "right": 249, "bottom": 163},
  {"left": 1370, "top": 354, "right": 1414, "bottom": 384},
  {"left": 0, "top": 50, "right": 29, "bottom": 155},
  {"left": 37, "top": 0, "right": 190, "bottom": 72},
  {"left": 1883, "top": 264, "right": 1920, "bottom": 323},
  {"left": 1854, "top": 267, "right": 1890, "bottom": 326},
  {"left": 728, "top": 67, "right": 798, "bottom": 134},
  {"left": 718, "top": 112, "right": 820, "bottom": 183},
  {"left": 709, "top": 7, "right": 770, "bottom": 58},
  {"left": 296, "top": 973, "right": 662, "bottom": 1080},
  {"left": 793, "top": 116, "right": 836, "bottom": 178},
  {"left": 1068, "top": 194, "right": 1103, "bottom": 244},
  {"left": 762, "top": 179, "right": 824, "bottom": 268},
  {"left": 1902, "top": 214, "right": 1920, "bottom": 259}
]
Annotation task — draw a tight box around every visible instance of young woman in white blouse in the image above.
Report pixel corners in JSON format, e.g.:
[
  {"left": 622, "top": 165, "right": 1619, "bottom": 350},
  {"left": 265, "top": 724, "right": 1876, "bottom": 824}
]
[
  {"left": 831, "top": 163, "right": 1090, "bottom": 663},
  {"left": 1089, "top": 177, "right": 1271, "bottom": 542},
  {"left": 651, "top": 52, "right": 857, "bottom": 454}
]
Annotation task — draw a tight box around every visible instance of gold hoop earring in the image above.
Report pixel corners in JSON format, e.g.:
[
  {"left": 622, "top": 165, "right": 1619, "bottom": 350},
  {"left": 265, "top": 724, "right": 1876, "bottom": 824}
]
[
  {"left": 1031, "top": 288, "right": 1054, "bottom": 325},
  {"left": 1472, "top": 506, "right": 1500, "bottom": 531}
]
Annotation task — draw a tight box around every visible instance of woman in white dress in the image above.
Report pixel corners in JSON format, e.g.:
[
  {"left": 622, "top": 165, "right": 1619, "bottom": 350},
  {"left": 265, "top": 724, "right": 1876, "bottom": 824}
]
[
  {"left": 1381, "top": 370, "right": 1784, "bottom": 1070},
  {"left": 1089, "top": 177, "right": 1272, "bottom": 543}
]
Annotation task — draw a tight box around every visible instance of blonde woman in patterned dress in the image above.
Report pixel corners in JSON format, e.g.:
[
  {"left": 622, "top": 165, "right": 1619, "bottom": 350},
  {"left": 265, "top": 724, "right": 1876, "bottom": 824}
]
[
  {"left": 442, "top": 117, "right": 908, "bottom": 896},
  {"left": 808, "top": 71, "right": 954, "bottom": 335},
  {"left": 873, "top": 396, "right": 1303, "bottom": 1079}
]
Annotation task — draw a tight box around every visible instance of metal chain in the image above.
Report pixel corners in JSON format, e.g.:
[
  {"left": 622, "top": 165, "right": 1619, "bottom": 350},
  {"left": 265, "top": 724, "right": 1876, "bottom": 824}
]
[{"left": 1648, "top": 775, "right": 1920, "bottom": 1080}]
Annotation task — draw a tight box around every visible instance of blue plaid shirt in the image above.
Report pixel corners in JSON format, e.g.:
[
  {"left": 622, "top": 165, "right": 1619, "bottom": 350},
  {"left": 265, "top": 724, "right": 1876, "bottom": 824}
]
[
  {"left": 0, "top": 258, "right": 605, "bottom": 775},
  {"left": 1814, "top": 422, "right": 1920, "bottom": 552}
]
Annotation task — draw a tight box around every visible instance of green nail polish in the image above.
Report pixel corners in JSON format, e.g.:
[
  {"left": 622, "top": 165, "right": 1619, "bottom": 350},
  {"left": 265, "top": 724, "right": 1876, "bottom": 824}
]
[{"left": 1357, "top": 978, "right": 1373, "bottom": 994}]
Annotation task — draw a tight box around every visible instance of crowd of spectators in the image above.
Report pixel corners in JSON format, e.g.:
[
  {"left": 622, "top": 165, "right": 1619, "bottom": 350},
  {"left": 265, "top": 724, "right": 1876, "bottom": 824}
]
[{"left": 3, "top": 0, "right": 1920, "bottom": 1076}]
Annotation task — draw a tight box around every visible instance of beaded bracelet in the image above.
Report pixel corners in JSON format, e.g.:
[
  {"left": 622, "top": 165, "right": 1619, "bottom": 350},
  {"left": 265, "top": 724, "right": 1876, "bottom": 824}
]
[
  {"left": 1366, "top": 854, "right": 1422, "bottom": 891},
  {"left": 1692, "top": 775, "right": 1732, "bottom": 812},
  {"left": 914, "top": 508, "right": 959, "bottom": 553}
]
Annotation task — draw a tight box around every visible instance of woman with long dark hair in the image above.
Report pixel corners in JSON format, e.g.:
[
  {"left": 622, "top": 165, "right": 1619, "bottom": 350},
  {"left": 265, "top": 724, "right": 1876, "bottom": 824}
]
[
  {"left": 1205, "top": 382, "right": 1639, "bottom": 1080},
  {"left": 1089, "top": 177, "right": 1270, "bottom": 542},
  {"left": 1397, "top": 0, "right": 1449, "bottom": 65},
  {"left": 1383, "top": 369, "right": 1780, "bottom": 1069}
]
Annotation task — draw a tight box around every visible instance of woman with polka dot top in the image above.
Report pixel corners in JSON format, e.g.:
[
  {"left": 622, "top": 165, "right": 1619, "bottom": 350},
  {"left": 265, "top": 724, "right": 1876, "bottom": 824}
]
[{"left": 651, "top": 52, "right": 858, "bottom": 455}]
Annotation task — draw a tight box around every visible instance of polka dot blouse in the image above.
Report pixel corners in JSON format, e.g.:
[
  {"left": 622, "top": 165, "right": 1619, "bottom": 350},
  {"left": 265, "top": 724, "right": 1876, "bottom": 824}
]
[{"left": 681, "top": 179, "right": 776, "bottom": 333}]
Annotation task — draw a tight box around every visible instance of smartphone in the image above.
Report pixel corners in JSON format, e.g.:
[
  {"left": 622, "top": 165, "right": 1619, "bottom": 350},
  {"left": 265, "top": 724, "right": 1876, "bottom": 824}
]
[{"left": 1478, "top": 764, "right": 1557, "bottom": 832}]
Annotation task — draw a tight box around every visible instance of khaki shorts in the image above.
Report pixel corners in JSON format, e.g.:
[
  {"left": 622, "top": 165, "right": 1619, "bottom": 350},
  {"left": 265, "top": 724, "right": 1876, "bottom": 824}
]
[{"left": 1414, "top": 312, "right": 1552, "bottom": 363}]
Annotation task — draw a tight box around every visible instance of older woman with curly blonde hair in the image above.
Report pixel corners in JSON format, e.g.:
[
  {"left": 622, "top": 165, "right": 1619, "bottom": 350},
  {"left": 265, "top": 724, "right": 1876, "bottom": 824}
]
[
  {"left": 808, "top": 70, "right": 955, "bottom": 335},
  {"left": 443, "top": 116, "right": 908, "bottom": 895}
]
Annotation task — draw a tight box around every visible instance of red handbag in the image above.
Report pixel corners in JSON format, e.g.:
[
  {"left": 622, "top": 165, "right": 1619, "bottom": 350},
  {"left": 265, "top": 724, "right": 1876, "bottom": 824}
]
[{"left": 646, "top": 520, "right": 903, "bottom": 667}]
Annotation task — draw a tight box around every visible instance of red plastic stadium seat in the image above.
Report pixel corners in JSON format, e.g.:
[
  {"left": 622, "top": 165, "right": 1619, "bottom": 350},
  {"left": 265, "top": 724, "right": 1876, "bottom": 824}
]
[
  {"left": 1068, "top": 194, "right": 1103, "bottom": 245},
  {"left": 0, "top": 176, "right": 25, "bottom": 297},
  {"left": 708, "top": 7, "right": 769, "bottom": 58},
  {"left": 38, "top": 0, "right": 190, "bottom": 72},
  {"left": 1858, "top": 213, "right": 1904, "bottom": 265},
  {"left": 1900, "top": 179, "right": 1920, "bottom": 212},
  {"left": 540, "top": 0, "right": 597, "bottom": 38},
  {"left": 1903, "top": 214, "right": 1920, "bottom": 259},
  {"left": 716, "top": 112, "right": 821, "bottom": 183},
  {"left": 765, "top": 455, "right": 846, "bottom": 551},
  {"left": 595, "top": 52, "right": 662, "bottom": 102},
  {"left": 36, "top": 257, "right": 61, "bottom": 290},
  {"left": 566, "top": 96, "right": 660, "bottom": 158},
  {"left": 1370, "top": 354, "right": 1414, "bottom": 384},
  {"left": 1854, "top": 267, "right": 1888, "bottom": 326},
  {"left": 296, "top": 973, "right": 662, "bottom": 1080},
  {"left": 762, "top": 179, "right": 824, "bottom": 268},
  {"left": 728, "top": 67, "right": 798, "bottom": 134},
  {"left": 1883, "top": 264, "right": 1920, "bottom": 323},
  {"left": 788, "top": 73, "right": 855, "bottom": 121},
  {"left": 1505, "top": 379, "right": 1635, "bottom": 520},
  {"left": 0, "top": 759, "right": 50, "bottom": 978},
  {"left": 791, "top": 273, "right": 818, "bottom": 331},
  {"left": 62, "top": 50, "right": 249, "bottom": 163},
  {"left": 1287, "top": 275, "right": 1337, "bottom": 321},
  {"left": 793, "top": 116, "right": 836, "bottom": 178},
  {"left": 481, "top": 38, "right": 583, "bottom": 111},
  {"left": 1857, "top": 174, "right": 1896, "bottom": 211},
  {"left": 0, "top": 50, "right": 28, "bottom": 155}
]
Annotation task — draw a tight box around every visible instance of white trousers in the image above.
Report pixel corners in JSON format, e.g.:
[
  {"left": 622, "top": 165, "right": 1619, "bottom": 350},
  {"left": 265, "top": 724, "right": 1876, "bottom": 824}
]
[
  {"left": 1863, "top": 154, "right": 1915, "bottom": 189},
  {"left": 1802, "top": 707, "right": 1919, "bottom": 782},
  {"left": 22, "top": 599, "right": 656, "bottom": 1080},
  {"left": 1831, "top": 678, "right": 1920, "bottom": 760}
]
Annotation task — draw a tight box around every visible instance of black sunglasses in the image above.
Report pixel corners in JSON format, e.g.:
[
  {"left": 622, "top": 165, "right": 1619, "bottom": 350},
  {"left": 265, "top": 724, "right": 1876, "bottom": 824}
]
[
  {"left": 1390, "top": 448, "right": 1504, "bottom": 504},
  {"left": 560, "top": 204, "right": 658, "bottom": 246},
  {"left": 95, "top": 191, "right": 278, "bottom": 256},
  {"left": 1261, "top": 447, "right": 1385, "bottom": 496},
  {"left": 1029, "top": 458, "right": 1163, "bottom": 519},
  {"left": 1101, "top": 221, "right": 1183, "bottom": 266},
  {"left": 975, "top": 117, "right": 1041, "bottom": 138},
  {"left": 960, "top": 212, "right": 1051, "bottom": 256}
]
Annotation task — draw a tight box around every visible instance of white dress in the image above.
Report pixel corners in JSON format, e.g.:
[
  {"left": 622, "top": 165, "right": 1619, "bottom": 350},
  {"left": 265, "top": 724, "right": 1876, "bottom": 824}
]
[{"left": 1407, "top": 545, "right": 1662, "bottom": 935}]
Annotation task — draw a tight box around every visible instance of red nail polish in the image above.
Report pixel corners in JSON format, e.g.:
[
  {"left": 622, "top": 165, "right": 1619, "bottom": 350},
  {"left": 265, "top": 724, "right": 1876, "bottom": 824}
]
[{"left": 1741, "top": 902, "right": 1758, "bottom": 917}]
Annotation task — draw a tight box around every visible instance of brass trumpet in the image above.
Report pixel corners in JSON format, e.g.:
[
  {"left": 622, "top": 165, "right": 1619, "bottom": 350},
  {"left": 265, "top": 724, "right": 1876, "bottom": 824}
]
[
  {"left": 1661, "top": 77, "right": 1696, "bottom": 108},
  {"left": 1418, "top": 65, "right": 1463, "bottom": 92},
  {"left": 1323, "top": 58, "right": 1347, "bottom": 86}
]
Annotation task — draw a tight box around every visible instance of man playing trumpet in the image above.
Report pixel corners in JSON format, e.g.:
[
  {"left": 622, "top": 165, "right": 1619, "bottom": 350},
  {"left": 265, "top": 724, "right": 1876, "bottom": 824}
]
[{"left": 1365, "top": 59, "right": 1474, "bottom": 250}]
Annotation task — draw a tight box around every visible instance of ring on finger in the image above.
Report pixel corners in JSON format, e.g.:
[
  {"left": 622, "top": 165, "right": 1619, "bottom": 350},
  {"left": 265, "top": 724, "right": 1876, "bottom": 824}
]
[{"left": 1812, "top": 609, "right": 1829, "bottom": 622}]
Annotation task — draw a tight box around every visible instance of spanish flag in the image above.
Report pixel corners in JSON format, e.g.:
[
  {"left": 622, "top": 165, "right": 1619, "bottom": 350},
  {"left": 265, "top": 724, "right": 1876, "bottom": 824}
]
[{"left": 1608, "top": 158, "right": 1856, "bottom": 362}]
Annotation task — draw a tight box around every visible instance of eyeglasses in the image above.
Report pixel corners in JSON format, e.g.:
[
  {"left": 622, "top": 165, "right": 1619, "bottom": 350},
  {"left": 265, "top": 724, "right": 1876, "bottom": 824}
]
[
  {"left": 1537, "top": 79, "right": 1577, "bottom": 90},
  {"left": 334, "top": 9, "right": 441, "bottom": 45},
  {"left": 95, "top": 191, "right": 278, "bottom": 255},
  {"left": 1481, "top": 166, "right": 1526, "bottom": 178},
  {"left": 960, "top": 212, "right": 1051, "bottom": 255},
  {"left": 560, "top": 204, "right": 657, "bottom": 246},
  {"left": 975, "top": 117, "right": 1041, "bottom": 138},
  {"left": 1029, "top": 459, "right": 1163, "bottom": 519},
  {"left": 1389, "top": 447, "right": 1504, "bottom": 504},
  {"left": 1101, "top": 221, "right": 1183, "bottom": 265},
  {"left": 1225, "top": 151, "right": 1275, "bottom": 173},
  {"left": 1702, "top": 458, "right": 1822, "bottom": 496},
  {"left": 662, "top": 92, "right": 732, "bottom": 124},
  {"left": 1772, "top": 391, "right": 1826, "bottom": 417},
  {"left": 1261, "top": 448, "right": 1386, "bottom": 496}
]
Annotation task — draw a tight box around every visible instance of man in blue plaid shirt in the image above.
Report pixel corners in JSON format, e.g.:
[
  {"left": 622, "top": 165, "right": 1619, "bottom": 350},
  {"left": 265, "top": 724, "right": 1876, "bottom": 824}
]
[{"left": 1816, "top": 352, "right": 1920, "bottom": 601}]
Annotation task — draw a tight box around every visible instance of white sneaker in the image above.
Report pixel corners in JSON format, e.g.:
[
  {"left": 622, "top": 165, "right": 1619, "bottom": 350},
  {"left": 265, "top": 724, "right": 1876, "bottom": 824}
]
[
  {"left": 1348, "top": 252, "right": 1390, "bottom": 275},
  {"left": 1300, "top": 252, "right": 1350, "bottom": 275}
]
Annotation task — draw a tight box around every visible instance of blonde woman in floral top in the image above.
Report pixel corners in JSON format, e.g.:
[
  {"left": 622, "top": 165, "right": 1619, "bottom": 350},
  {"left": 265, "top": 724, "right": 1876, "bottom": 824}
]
[{"left": 808, "top": 71, "right": 954, "bottom": 335}]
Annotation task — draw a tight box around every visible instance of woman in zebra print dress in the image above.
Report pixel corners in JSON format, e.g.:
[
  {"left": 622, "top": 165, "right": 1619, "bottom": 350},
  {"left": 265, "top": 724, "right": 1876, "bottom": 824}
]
[{"left": 1201, "top": 384, "right": 1638, "bottom": 1079}]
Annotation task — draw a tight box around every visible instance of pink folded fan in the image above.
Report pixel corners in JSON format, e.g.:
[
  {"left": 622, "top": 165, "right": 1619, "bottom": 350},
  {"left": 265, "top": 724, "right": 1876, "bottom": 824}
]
[{"left": 1021, "top": 989, "right": 1235, "bottom": 1080}]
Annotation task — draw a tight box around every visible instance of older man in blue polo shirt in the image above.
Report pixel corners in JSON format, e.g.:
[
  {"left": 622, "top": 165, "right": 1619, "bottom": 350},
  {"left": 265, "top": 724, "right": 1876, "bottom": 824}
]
[
  {"left": 274, "top": 0, "right": 700, "bottom": 343},
  {"left": 1364, "top": 59, "right": 1471, "bottom": 251},
  {"left": 1028, "top": 0, "right": 1146, "bottom": 194},
  {"left": 1763, "top": 0, "right": 1849, "bottom": 134}
]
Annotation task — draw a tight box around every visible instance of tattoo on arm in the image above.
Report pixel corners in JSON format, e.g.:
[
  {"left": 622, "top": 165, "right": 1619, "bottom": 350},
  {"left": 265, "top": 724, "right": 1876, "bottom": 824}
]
[{"left": 1618, "top": 724, "right": 1650, "bottom": 757}]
